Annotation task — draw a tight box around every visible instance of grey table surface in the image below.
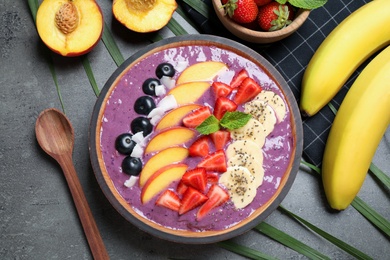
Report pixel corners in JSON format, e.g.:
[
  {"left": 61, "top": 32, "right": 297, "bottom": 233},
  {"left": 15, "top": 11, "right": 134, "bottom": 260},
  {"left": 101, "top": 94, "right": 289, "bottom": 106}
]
[{"left": 1, "top": 1, "right": 389, "bottom": 259}]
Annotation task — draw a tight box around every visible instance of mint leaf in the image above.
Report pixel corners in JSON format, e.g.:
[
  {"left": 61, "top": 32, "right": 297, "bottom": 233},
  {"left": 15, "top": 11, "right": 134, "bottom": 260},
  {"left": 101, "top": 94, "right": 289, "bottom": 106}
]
[
  {"left": 196, "top": 115, "right": 220, "bottom": 135},
  {"left": 220, "top": 111, "right": 251, "bottom": 130},
  {"left": 287, "top": 0, "right": 327, "bottom": 9}
]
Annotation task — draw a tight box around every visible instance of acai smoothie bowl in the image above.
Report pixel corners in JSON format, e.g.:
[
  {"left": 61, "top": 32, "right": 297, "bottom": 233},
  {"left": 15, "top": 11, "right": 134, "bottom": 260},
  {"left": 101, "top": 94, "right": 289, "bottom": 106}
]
[{"left": 89, "top": 35, "right": 303, "bottom": 244}]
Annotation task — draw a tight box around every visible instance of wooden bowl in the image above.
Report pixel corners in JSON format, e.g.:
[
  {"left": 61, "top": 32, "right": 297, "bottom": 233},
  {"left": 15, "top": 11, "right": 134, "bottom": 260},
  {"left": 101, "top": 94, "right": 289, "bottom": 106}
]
[
  {"left": 212, "top": 0, "right": 310, "bottom": 44},
  {"left": 89, "top": 34, "right": 303, "bottom": 244}
]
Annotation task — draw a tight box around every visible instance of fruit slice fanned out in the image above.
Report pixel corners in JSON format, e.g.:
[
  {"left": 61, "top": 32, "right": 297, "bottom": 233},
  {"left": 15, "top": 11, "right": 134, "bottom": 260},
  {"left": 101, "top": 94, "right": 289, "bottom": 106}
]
[
  {"left": 139, "top": 146, "right": 189, "bottom": 187},
  {"left": 212, "top": 82, "right": 233, "bottom": 99},
  {"left": 176, "top": 61, "right": 228, "bottom": 85},
  {"left": 155, "top": 190, "right": 181, "bottom": 211},
  {"left": 233, "top": 77, "right": 262, "bottom": 105},
  {"left": 214, "top": 97, "right": 238, "bottom": 120},
  {"left": 168, "top": 82, "right": 211, "bottom": 105},
  {"left": 230, "top": 69, "right": 249, "bottom": 88},
  {"left": 155, "top": 104, "right": 201, "bottom": 130},
  {"left": 210, "top": 130, "right": 231, "bottom": 150},
  {"left": 144, "top": 127, "right": 196, "bottom": 154},
  {"left": 179, "top": 187, "right": 208, "bottom": 215},
  {"left": 181, "top": 168, "right": 208, "bottom": 192},
  {"left": 182, "top": 106, "right": 212, "bottom": 128},
  {"left": 189, "top": 136, "right": 210, "bottom": 157},
  {"left": 197, "top": 150, "right": 227, "bottom": 172},
  {"left": 219, "top": 166, "right": 257, "bottom": 209},
  {"left": 254, "top": 90, "right": 286, "bottom": 122},
  {"left": 244, "top": 101, "right": 277, "bottom": 136},
  {"left": 197, "top": 184, "right": 229, "bottom": 220},
  {"left": 141, "top": 163, "right": 188, "bottom": 204}
]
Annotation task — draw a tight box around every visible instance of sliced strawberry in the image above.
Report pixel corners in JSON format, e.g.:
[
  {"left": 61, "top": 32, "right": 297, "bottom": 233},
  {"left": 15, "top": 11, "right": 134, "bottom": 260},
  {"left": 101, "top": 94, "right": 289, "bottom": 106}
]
[
  {"left": 233, "top": 77, "right": 262, "bottom": 105},
  {"left": 210, "top": 130, "right": 231, "bottom": 150},
  {"left": 181, "top": 168, "right": 208, "bottom": 192},
  {"left": 188, "top": 136, "right": 210, "bottom": 157},
  {"left": 197, "top": 184, "right": 229, "bottom": 220},
  {"left": 182, "top": 106, "right": 212, "bottom": 128},
  {"left": 207, "top": 173, "right": 219, "bottom": 184},
  {"left": 213, "top": 97, "right": 237, "bottom": 120},
  {"left": 176, "top": 180, "right": 188, "bottom": 196},
  {"left": 230, "top": 69, "right": 249, "bottom": 88},
  {"left": 197, "top": 150, "right": 227, "bottom": 172},
  {"left": 179, "top": 187, "right": 208, "bottom": 215},
  {"left": 155, "top": 190, "right": 181, "bottom": 212},
  {"left": 212, "top": 82, "right": 232, "bottom": 99}
]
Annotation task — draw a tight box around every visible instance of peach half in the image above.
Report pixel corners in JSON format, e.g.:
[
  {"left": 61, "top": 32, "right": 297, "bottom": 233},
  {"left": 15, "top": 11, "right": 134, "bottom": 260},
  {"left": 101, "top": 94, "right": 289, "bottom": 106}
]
[
  {"left": 141, "top": 163, "right": 188, "bottom": 204},
  {"left": 139, "top": 146, "right": 189, "bottom": 187},
  {"left": 36, "top": 0, "right": 103, "bottom": 57},
  {"left": 113, "top": 0, "right": 177, "bottom": 33}
]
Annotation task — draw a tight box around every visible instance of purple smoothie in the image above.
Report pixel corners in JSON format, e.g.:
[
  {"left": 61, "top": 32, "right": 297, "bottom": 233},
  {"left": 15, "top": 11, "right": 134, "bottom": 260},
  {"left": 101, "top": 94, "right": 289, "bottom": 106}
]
[{"left": 100, "top": 45, "right": 293, "bottom": 231}]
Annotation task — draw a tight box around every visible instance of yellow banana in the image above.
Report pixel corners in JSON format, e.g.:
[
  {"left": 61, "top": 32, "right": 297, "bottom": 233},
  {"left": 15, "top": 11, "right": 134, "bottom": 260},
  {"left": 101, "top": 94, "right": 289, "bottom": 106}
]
[
  {"left": 322, "top": 46, "right": 390, "bottom": 210},
  {"left": 300, "top": 0, "right": 390, "bottom": 116}
]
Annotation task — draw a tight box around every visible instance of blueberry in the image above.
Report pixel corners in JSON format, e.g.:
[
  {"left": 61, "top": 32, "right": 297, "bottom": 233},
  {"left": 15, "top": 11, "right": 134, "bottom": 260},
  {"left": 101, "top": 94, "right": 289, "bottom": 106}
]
[
  {"left": 142, "top": 78, "right": 160, "bottom": 96},
  {"left": 131, "top": 117, "right": 153, "bottom": 136},
  {"left": 122, "top": 156, "right": 142, "bottom": 176},
  {"left": 134, "top": 96, "right": 156, "bottom": 115},
  {"left": 115, "top": 133, "right": 136, "bottom": 155},
  {"left": 156, "top": 63, "right": 175, "bottom": 79}
]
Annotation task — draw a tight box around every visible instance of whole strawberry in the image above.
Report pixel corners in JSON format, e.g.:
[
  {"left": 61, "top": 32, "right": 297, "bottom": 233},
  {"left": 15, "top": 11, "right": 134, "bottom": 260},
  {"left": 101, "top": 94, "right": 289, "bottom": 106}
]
[
  {"left": 258, "top": 2, "right": 295, "bottom": 31},
  {"left": 223, "top": 0, "right": 259, "bottom": 24}
]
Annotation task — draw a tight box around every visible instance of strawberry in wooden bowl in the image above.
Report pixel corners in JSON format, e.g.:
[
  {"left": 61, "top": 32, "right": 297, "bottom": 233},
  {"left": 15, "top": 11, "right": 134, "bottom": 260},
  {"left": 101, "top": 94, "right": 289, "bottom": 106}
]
[{"left": 212, "top": 0, "right": 326, "bottom": 43}]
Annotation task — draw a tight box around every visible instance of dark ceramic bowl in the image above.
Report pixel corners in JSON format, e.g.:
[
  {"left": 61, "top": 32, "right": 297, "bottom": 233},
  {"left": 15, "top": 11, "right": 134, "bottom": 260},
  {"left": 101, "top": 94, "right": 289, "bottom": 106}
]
[{"left": 89, "top": 34, "right": 303, "bottom": 244}]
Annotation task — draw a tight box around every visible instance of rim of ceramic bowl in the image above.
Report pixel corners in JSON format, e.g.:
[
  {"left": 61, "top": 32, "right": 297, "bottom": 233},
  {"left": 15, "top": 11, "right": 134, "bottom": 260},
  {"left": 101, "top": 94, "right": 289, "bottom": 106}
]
[
  {"left": 89, "top": 34, "right": 303, "bottom": 244},
  {"left": 212, "top": 0, "right": 310, "bottom": 43}
]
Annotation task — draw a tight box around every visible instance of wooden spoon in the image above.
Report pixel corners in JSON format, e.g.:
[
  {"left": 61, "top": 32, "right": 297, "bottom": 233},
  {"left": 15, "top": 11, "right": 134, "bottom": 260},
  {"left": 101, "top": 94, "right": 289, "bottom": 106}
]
[{"left": 35, "top": 108, "right": 109, "bottom": 260}]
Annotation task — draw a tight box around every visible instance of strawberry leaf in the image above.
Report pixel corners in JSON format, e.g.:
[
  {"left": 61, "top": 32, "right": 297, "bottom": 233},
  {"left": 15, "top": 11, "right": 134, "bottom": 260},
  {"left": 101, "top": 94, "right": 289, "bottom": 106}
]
[{"left": 196, "top": 115, "right": 220, "bottom": 135}]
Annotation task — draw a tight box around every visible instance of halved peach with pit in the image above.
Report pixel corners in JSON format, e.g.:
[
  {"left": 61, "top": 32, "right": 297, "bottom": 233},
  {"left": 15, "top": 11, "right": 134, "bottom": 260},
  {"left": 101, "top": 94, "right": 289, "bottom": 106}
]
[
  {"left": 113, "top": 0, "right": 177, "bottom": 33},
  {"left": 36, "top": 0, "right": 103, "bottom": 57}
]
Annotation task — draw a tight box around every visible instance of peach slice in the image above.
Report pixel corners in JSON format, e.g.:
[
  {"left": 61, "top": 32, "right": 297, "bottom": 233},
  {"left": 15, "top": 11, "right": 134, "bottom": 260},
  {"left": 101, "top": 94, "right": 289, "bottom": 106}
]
[
  {"left": 155, "top": 104, "right": 201, "bottom": 131},
  {"left": 141, "top": 163, "right": 188, "bottom": 204},
  {"left": 168, "top": 82, "right": 211, "bottom": 105},
  {"left": 139, "top": 147, "right": 189, "bottom": 187},
  {"left": 112, "top": 0, "right": 177, "bottom": 33},
  {"left": 176, "top": 61, "right": 228, "bottom": 85},
  {"left": 36, "top": 0, "right": 103, "bottom": 57},
  {"left": 144, "top": 127, "right": 196, "bottom": 154}
]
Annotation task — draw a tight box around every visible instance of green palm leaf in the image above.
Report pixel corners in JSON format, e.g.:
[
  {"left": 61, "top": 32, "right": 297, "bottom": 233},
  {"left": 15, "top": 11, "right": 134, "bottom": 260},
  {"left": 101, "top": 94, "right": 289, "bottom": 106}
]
[
  {"left": 101, "top": 22, "right": 125, "bottom": 66},
  {"left": 255, "top": 222, "right": 331, "bottom": 259},
  {"left": 279, "top": 206, "right": 373, "bottom": 259},
  {"left": 218, "top": 240, "right": 278, "bottom": 260},
  {"left": 81, "top": 55, "right": 100, "bottom": 97},
  {"left": 300, "top": 160, "right": 390, "bottom": 238}
]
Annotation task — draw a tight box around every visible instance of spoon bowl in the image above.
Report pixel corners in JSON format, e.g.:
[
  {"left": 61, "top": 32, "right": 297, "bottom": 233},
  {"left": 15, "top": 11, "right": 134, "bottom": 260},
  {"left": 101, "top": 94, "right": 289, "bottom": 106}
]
[{"left": 35, "top": 108, "right": 109, "bottom": 260}]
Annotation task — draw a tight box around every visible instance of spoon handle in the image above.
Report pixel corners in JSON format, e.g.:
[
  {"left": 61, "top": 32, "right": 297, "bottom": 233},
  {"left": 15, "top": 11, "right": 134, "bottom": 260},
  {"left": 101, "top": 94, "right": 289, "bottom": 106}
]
[{"left": 59, "top": 153, "right": 109, "bottom": 260}]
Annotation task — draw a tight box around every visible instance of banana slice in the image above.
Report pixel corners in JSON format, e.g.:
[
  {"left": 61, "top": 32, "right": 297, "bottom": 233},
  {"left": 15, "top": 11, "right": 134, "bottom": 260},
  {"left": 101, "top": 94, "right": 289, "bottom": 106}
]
[
  {"left": 219, "top": 166, "right": 258, "bottom": 209},
  {"left": 228, "top": 154, "right": 264, "bottom": 188},
  {"left": 229, "top": 118, "right": 267, "bottom": 147},
  {"left": 226, "top": 140, "right": 263, "bottom": 163},
  {"left": 244, "top": 100, "right": 276, "bottom": 136},
  {"left": 254, "top": 90, "right": 286, "bottom": 122}
]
